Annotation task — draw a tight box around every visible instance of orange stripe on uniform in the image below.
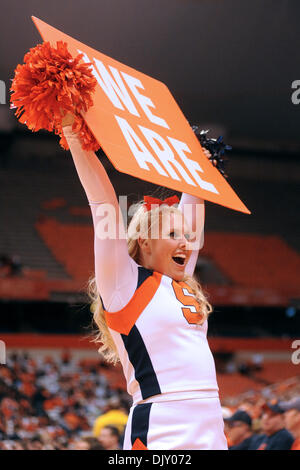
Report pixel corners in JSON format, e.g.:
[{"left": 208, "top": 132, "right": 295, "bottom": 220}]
[{"left": 104, "top": 272, "right": 162, "bottom": 335}]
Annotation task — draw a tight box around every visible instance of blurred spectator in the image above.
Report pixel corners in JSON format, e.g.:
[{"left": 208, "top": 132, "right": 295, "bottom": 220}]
[
  {"left": 225, "top": 360, "right": 237, "bottom": 374},
  {"left": 10, "top": 255, "right": 23, "bottom": 276},
  {"left": 13, "top": 442, "right": 24, "bottom": 450},
  {"left": 69, "top": 436, "right": 104, "bottom": 450},
  {"left": 255, "top": 402, "right": 294, "bottom": 450},
  {"left": 84, "top": 436, "right": 105, "bottom": 450},
  {"left": 251, "top": 353, "right": 263, "bottom": 372},
  {"left": 93, "top": 397, "right": 128, "bottom": 438},
  {"left": 225, "top": 410, "right": 262, "bottom": 450},
  {"left": 26, "top": 438, "right": 43, "bottom": 450},
  {"left": 221, "top": 406, "right": 232, "bottom": 420},
  {"left": 281, "top": 397, "right": 300, "bottom": 450},
  {"left": 214, "top": 350, "right": 235, "bottom": 374},
  {"left": 97, "top": 425, "right": 121, "bottom": 450},
  {"left": 0, "top": 349, "right": 299, "bottom": 450},
  {"left": 0, "top": 254, "right": 23, "bottom": 277},
  {"left": 0, "top": 351, "right": 130, "bottom": 450},
  {"left": 72, "top": 438, "right": 93, "bottom": 450},
  {"left": 61, "top": 350, "right": 71, "bottom": 366},
  {"left": 238, "top": 361, "right": 251, "bottom": 377},
  {"left": 0, "top": 255, "right": 12, "bottom": 277}
]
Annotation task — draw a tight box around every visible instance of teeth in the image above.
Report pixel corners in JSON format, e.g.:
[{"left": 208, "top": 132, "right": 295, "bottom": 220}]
[{"left": 174, "top": 254, "right": 186, "bottom": 259}]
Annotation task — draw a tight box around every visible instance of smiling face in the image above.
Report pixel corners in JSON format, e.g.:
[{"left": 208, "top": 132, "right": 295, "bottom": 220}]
[{"left": 138, "top": 209, "right": 192, "bottom": 281}]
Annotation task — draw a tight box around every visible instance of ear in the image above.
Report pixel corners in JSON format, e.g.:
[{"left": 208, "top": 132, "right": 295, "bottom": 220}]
[{"left": 138, "top": 236, "right": 151, "bottom": 254}]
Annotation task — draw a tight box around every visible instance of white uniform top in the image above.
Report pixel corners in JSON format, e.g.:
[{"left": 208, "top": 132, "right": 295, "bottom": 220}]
[
  {"left": 105, "top": 268, "right": 219, "bottom": 405},
  {"left": 63, "top": 126, "right": 219, "bottom": 406}
]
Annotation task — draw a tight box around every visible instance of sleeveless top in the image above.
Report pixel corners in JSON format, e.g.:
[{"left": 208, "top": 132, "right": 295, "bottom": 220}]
[{"left": 104, "top": 267, "right": 219, "bottom": 405}]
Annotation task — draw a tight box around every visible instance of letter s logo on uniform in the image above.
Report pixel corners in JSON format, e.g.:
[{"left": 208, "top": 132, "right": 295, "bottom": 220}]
[{"left": 172, "top": 281, "right": 204, "bottom": 325}]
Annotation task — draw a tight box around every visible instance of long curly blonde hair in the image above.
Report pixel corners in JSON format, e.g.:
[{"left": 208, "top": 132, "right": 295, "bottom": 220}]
[{"left": 88, "top": 201, "right": 213, "bottom": 365}]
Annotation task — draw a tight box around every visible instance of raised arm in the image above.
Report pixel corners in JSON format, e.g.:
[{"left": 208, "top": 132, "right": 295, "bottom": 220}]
[
  {"left": 178, "top": 146, "right": 212, "bottom": 277},
  {"left": 179, "top": 193, "right": 205, "bottom": 277},
  {"left": 62, "top": 118, "right": 138, "bottom": 311}
]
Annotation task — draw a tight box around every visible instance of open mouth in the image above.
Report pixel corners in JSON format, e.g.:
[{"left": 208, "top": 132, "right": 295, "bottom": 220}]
[{"left": 172, "top": 256, "right": 185, "bottom": 266}]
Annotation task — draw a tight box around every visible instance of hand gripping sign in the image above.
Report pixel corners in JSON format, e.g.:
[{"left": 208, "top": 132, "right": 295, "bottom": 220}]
[{"left": 32, "top": 16, "right": 250, "bottom": 215}]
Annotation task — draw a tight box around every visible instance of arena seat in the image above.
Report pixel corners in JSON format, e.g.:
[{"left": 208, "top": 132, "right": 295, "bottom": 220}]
[
  {"left": 203, "top": 233, "right": 300, "bottom": 291},
  {"left": 254, "top": 361, "right": 300, "bottom": 384},
  {"left": 35, "top": 219, "right": 300, "bottom": 299},
  {"left": 35, "top": 217, "right": 94, "bottom": 281},
  {"left": 217, "top": 373, "right": 260, "bottom": 399},
  {"left": 217, "top": 360, "right": 300, "bottom": 399}
]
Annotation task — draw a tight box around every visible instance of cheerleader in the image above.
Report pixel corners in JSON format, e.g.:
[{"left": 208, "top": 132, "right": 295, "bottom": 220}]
[{"left": 61, "top": 112, "right": 227, "bottom": 450}]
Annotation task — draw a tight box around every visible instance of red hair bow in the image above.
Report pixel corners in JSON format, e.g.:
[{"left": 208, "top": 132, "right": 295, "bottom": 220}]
[{"left": 143, "top": 195, "right": 179, "bottom": 212}]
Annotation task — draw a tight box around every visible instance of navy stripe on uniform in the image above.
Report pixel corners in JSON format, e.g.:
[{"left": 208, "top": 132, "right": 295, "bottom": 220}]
[
  {"left": 100, "top": 295, "right": 106, "bottom": 310},
  {"left": 131, "top": 403, "right": 152, "bottom": 448},
  {"left": 137, "top": 266, "right": 154, "bottom": 289},
  {"left": 121, "top": 325, "right": 161, "bottom": 400}
]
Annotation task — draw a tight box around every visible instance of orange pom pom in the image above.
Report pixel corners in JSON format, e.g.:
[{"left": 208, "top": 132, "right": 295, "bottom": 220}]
[{"left": 10, "top": 41, "right": 100, "bottom": 152}]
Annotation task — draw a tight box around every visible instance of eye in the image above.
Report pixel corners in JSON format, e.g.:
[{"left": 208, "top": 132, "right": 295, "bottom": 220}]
[
  {"left": 169, "top": 231, "right": 190, "bottom": 240},
  {"left": 169, "top": 231, "right": 181, "bottom": 239}
]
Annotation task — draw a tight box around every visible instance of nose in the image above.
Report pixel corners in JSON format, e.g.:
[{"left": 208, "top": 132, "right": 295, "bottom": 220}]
[{"left": 178, "top": 236, "right": 189, "bottom": 251}]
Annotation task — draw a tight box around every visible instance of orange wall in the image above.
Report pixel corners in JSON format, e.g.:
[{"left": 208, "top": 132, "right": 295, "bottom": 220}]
[{"left": 0, "top": 333, "right": 296, "bottom": 352}]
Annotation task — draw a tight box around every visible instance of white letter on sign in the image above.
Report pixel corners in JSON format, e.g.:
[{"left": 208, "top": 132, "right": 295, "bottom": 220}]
[
  {"left": 168, "top": 137, "right": 219, "bottom": 194},
  {"left": 115, "top": 116, "right": 168, "bottom": 176},
  {"left": 122, "top": 72, "right": 169, "bottom": 129},
  {"left": 139, "top": 126, "right": 196, "bottom": 185},
  {"left": 78, "top": 50, "right": 139, "bottom": 116}
]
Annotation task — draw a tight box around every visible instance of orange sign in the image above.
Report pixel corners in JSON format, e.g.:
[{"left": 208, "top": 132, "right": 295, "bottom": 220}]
[{"left": 32, "top": 16, "right": 250, "bottom": 214}]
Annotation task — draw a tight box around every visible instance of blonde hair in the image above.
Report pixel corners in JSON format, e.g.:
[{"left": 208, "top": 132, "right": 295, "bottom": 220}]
[{"left": 89, "top": 200, "right": 213, "bottom": 365}]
